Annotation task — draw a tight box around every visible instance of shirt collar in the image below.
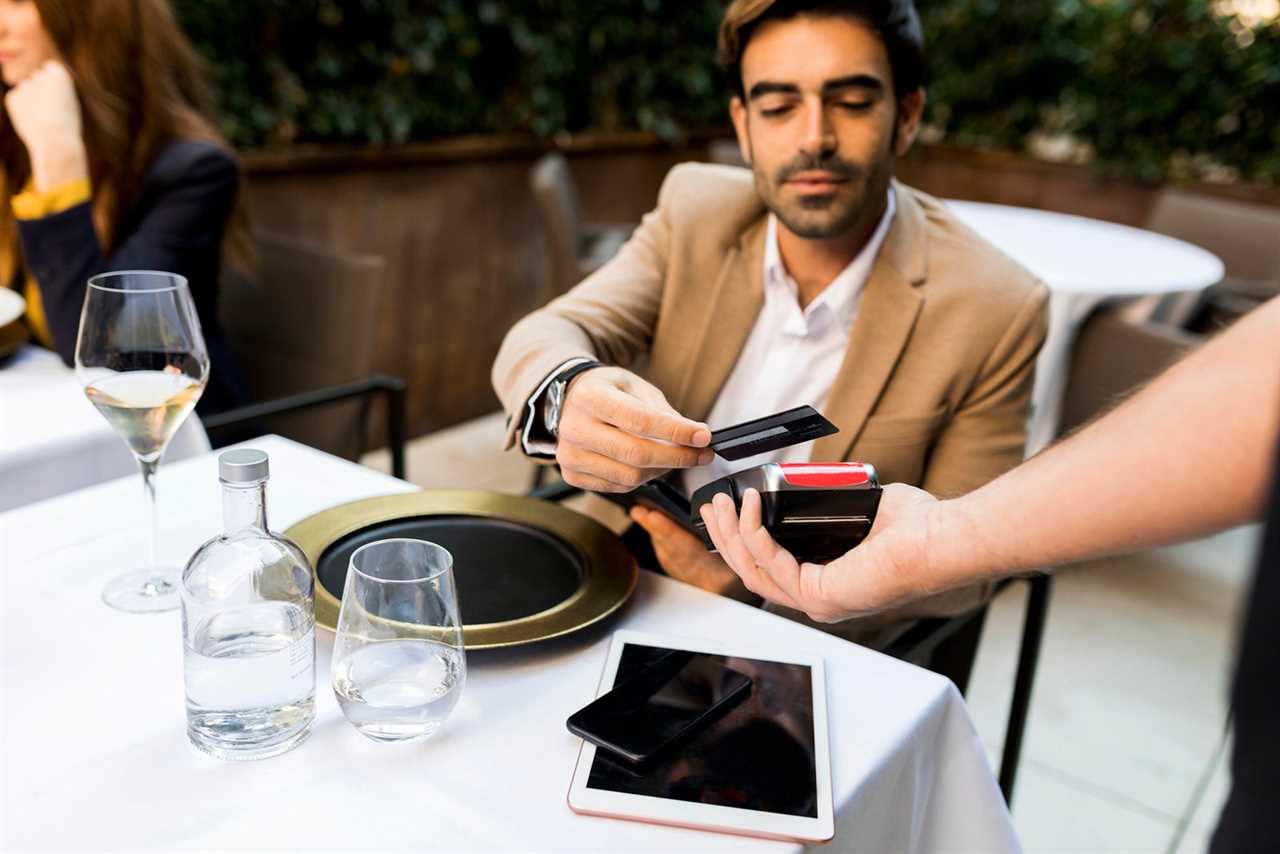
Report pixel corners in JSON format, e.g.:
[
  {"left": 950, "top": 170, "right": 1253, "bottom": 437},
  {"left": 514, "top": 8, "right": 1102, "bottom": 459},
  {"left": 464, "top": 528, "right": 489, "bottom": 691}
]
[{"left": 763, "top": 188, "right": 897, "bottom": 333}]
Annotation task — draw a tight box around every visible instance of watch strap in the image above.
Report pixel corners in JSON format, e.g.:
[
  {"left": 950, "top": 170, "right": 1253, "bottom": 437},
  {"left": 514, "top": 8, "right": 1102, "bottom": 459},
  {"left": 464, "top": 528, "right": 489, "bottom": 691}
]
[{"left": 553, "top": 359, "right": 603, "bottom": 392}]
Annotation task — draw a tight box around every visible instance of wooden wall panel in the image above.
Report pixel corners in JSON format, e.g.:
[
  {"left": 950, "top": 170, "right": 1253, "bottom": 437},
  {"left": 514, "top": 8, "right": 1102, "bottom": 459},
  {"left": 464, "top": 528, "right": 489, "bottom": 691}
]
[
  {"left": 243, "top": 143, "right": 706, "bottom": 439},
  {"left": 241, "top": 137, "right": 1279, "bottom": 441}
]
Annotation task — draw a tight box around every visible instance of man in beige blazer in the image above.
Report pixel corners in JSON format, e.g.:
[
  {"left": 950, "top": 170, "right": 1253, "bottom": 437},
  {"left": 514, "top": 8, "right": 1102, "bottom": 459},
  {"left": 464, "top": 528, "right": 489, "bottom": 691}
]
[{"left": 492, "top": 0, "right": 1048, "bottom": 646}]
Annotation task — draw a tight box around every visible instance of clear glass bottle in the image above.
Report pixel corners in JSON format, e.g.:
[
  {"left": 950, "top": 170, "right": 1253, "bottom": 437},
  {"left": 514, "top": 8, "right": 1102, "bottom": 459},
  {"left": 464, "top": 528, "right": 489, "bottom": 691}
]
[{"left": 181, "top": 448, "right": 316, "bottom": 760}]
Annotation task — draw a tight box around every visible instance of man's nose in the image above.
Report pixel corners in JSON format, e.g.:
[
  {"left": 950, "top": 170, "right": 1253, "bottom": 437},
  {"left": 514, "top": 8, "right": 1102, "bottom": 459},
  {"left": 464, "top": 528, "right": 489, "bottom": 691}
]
[{"left": 798, "top": 100, "right": 837, "bottom": 159}]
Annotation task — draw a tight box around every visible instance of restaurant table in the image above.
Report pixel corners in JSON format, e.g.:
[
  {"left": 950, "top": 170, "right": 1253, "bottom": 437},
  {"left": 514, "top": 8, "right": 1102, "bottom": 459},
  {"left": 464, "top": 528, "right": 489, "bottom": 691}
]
[
  {"left": 1, "top": 435, "right": 1018, "bottom": 853},
  {"left": 0, "top": 345, "right": 209, "bottom": 512},
  {"left": 947, "top": 200, "right": 1224, "bottom": 453}
]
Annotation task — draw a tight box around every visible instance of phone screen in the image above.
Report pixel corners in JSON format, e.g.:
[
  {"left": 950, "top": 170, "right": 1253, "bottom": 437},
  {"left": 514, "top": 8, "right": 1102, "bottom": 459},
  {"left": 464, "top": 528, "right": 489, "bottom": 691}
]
[{"left": 568, "top": 650, "right": 751, "bottom": 765}]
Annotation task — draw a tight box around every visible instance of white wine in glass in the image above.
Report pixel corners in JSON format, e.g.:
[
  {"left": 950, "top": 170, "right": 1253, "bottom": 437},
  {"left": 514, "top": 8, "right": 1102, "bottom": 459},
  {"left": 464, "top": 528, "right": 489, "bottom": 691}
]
[
  {"left": 76, "top": 271, "right": 210, "bottom": 613},
  {"left": 85, "top": 370, "right": 204, "bottom": 461}
]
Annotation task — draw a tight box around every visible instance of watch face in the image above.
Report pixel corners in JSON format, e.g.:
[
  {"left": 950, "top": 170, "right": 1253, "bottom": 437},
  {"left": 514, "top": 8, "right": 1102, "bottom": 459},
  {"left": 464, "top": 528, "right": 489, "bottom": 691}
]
[{"left": 547, "top": 380, "right": 565, "bottom": 437}]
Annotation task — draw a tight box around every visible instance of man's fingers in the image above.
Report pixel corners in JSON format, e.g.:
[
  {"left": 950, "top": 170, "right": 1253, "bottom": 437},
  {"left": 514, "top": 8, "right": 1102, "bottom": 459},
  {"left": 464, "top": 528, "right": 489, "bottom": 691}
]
[
  {"left": 621, "top": 375, "right": 674, "bottom": 410},
  {"left": 588, "top": 383, "right": 711, "bottom": 448},
  {"left": 630, "top": 506, "right": 677, "bottom": 538},
  {"left": 614, "top": 377, "right": 714, "bottom": 448},
  {"left": 559, "top": 467, "right": 636, "bottom": 494},
  {"left": 556, "top": 445, "right": 652, "bottom": 493},
  {"left": 630, "top": 508, "right": 671, "bottom": 570},
  {"left": 560, "top": 418, "right": 712, "bottom": 469},
  {"left": 559, "top": 442, "right": 665, "bottom": 490},
  {"left": 632, "top": 507, "right": 703, "bottom": 558},
  {"left": 564, "top": 373, "right": 712, "bottom": 468}
]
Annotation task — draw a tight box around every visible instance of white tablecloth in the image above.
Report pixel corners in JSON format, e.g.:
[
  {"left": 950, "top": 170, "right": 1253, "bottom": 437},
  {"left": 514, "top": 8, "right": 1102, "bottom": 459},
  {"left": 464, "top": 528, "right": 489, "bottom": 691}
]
[
  {"left": 947, "top": 201, "right": 1224, "bottom": 452},
  {"left": 0, "top": 346, "right": 209, "bottom": 512},
  {"left": 1, "top": 436, "right": 1017, "bottom": 853}
]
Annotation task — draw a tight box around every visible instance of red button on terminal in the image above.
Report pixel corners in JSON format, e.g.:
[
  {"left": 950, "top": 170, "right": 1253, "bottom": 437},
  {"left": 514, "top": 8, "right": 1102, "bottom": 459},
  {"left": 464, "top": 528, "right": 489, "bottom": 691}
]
[{"left": 778, "top": 462, "right": 870, "bottom": 488}]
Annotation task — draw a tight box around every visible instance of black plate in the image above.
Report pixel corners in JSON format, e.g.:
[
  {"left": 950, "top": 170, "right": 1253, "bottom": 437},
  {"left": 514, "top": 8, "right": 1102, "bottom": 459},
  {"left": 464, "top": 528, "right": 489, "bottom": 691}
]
[
  {"left": 317, "top": 515, "right": 586, "bottom": 626},
  {"left": 285, "top": 490, "right": 639, "bottom": 649}
]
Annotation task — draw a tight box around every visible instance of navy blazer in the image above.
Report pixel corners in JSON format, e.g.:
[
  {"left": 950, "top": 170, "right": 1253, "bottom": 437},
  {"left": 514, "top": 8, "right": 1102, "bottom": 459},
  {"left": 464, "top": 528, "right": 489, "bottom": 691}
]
[{"left": 15, "top": 138, "right": 246, "bottom": 414}]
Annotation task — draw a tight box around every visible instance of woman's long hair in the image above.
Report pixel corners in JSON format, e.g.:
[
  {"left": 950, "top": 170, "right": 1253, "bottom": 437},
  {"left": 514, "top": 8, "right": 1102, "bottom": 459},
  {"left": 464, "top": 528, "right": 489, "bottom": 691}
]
[{"left": 0, "top": 0, "right": 250, "bottom": 282}]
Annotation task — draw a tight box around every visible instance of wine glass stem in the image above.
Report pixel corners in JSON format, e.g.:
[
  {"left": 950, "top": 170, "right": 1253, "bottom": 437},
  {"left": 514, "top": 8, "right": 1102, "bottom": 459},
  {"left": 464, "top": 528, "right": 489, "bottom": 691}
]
[{"left": 140, "top": 457, "right": 160, "bottom": 573}]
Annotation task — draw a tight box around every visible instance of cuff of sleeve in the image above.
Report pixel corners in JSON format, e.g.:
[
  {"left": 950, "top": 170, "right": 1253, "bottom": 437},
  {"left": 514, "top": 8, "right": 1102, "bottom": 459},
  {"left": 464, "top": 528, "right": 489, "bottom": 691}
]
[
  {"left": 12, "top": 177, "right": 92, "bottom": 221},
  {"left": 519, "top": 357, "right": 594, "bottom": 458}
]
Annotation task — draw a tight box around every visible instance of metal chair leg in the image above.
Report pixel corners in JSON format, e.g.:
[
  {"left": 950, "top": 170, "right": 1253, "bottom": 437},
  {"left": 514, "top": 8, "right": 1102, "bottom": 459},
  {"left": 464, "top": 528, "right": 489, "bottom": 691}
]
[
  {"left": 384, "top": 378, "right": 407, "bottom": 481},
  {"left": 999, "top": 572, "right": 1052, "bottom": 805},
  {"left": 529, "top": 464, "right": 548, "bottom": 492},
  {"left": 926, "top": 607, "right": 990, "bottom": 697}
]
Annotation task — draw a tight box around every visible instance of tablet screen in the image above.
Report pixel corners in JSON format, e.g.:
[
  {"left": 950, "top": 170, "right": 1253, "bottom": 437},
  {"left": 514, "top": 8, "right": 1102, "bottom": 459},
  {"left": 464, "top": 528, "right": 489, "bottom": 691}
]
[{"left": 585, "top": 643, "right": 818, "bottom": 818}]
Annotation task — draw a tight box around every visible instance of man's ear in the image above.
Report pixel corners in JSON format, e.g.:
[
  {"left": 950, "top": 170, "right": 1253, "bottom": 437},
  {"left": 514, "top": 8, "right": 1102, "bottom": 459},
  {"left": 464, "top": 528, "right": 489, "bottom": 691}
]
[
  {"left": 894, "top": 88, "right": 926, "bottom": 156},
  {"left": 729, "top": 96, "right": 752, "bottom": 165}
]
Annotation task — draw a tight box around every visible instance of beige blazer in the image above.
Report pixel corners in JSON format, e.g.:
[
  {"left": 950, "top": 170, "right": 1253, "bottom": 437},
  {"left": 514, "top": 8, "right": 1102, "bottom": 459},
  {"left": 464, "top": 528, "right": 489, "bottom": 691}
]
[{"left": 493, "top": 163, "right": 1048, "bottom": 636}]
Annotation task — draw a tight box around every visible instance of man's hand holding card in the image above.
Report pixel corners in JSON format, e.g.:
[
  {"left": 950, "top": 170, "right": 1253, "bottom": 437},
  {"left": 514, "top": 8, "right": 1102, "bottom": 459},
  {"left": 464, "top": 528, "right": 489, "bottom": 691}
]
[{"left": 554, "top": 367, "right": 714, "bottom": 494}]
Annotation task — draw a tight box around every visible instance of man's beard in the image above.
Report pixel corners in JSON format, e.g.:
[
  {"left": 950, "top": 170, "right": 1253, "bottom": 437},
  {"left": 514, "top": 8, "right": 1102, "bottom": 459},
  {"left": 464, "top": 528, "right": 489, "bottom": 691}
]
[{"left": 755, "top": 152, "right": 890, "bottom": 240}]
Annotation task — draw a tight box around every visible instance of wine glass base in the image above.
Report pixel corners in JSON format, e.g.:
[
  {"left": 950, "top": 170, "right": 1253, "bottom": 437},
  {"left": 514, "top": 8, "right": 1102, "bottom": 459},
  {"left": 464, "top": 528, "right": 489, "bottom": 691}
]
[{"left": 102, "top": 567, "right": 182, "bottom": 613}]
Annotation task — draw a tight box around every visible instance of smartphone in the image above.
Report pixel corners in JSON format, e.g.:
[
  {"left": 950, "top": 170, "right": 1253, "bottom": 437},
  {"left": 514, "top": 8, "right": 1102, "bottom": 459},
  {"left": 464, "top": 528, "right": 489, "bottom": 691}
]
[
  {"left": 599, "top": 479, "right": 695, "bottom": 533},
  {"left": 567, "top": 650, "right": 753, "bottom": 767}
]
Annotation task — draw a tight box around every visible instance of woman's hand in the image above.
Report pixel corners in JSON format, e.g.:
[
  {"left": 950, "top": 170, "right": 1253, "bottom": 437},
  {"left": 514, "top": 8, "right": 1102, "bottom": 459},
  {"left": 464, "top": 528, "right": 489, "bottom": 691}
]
[{"left": 4, "top": 60, "right": 87, "bottom": 191}]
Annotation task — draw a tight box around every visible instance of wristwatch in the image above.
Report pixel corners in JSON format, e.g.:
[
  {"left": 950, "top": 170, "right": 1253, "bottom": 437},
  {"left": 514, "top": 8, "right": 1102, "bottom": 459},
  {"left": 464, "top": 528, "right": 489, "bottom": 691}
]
[{"left": 543, "top": 360, "right": 602, "bottom": 439}]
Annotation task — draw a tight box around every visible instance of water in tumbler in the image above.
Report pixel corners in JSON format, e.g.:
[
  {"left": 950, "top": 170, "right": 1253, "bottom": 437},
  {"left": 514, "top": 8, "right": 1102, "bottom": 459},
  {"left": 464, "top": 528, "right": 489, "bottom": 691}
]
[
  {"left": 184, "top": 602, "right": 316, "bottom": 760},
  {"left": 332, "top": 639, "right": 464, "bottom": 742}
]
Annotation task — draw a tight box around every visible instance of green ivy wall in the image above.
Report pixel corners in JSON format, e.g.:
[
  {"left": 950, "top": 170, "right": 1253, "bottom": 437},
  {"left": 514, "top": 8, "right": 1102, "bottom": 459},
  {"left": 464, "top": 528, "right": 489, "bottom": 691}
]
[{"left": 172, "top": 0, "right": 1280, "bottom": 184}]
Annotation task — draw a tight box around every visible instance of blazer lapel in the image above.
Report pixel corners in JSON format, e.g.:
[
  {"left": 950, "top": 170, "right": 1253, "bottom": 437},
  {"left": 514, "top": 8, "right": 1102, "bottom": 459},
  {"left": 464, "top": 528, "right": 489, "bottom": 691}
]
[
  {"left": 811, "top": 183, "right": 929, "bottom": 461},
  {"left": 675, "top": 217, "right": 767, "bottom": 422}
]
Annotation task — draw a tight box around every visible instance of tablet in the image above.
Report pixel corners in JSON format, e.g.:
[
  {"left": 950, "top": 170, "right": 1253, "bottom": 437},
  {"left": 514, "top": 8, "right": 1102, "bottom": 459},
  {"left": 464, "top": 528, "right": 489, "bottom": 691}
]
[{"left": 567, "top": 629, "right": 834, "bottom": 843}]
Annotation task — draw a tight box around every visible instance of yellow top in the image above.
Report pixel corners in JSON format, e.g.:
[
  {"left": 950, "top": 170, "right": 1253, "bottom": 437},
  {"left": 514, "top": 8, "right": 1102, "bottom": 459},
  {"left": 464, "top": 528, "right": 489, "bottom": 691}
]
[{"left": 10, "top": 177, "right": 93, "bottom": 348}]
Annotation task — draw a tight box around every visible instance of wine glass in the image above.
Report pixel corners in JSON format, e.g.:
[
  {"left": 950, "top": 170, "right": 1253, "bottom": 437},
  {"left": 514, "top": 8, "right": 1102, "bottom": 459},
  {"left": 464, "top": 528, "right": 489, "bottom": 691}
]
[
  {"left": 331, "top": 539, "right": 466, "bottom": 743},
  {"left": 76, "top": 271, "right": 209, "bottom": 612}
]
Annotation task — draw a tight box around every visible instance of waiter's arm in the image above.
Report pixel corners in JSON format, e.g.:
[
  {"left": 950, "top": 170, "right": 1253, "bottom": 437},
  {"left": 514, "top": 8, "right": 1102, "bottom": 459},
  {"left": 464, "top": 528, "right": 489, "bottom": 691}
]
[{"left": 702, "top": 296, "right": 1280, "bottom": 623}]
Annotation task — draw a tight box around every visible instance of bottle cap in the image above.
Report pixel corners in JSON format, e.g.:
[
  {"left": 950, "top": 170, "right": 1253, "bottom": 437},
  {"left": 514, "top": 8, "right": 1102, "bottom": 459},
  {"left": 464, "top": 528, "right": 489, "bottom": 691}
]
[{"left": 219, "top": 448, "right": 269, "bottom": 484}]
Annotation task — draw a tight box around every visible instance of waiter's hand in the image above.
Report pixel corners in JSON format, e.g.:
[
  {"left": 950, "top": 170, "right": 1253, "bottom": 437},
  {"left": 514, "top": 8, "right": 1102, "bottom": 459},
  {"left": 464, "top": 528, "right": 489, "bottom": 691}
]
[
  {"left": 699, "top": 484, "right": 942, "bottom": 622},
  {"left": 4, "top": 61, "right": 88, "bottom": 191},
  {"left": 629, "top": 506, "right": 752, "bottom": 599},
  {"left": 556, "top": 367, "right": 712, "bottom": 493}
]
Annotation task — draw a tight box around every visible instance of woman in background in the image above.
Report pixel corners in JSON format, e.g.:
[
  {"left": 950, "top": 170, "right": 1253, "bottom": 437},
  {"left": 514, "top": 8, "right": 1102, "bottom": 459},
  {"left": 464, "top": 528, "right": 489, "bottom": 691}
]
[{"left": 0, "top": 0, "right": 248, "bottom": 412}]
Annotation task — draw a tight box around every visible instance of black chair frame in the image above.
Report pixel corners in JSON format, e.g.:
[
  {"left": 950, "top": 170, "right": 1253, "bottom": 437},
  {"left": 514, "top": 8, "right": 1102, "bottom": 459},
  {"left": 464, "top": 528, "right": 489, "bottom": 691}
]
[
  {"left": 881, "top": 574, "right": 1052, "bottom": 804},
  {"left": 203, "top": 373, "right": 409, "bottom": 480}
]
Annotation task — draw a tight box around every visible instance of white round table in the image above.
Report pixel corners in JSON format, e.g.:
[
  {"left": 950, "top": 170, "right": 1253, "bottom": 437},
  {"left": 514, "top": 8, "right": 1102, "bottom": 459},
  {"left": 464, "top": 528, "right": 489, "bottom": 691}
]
[
  {"left": 1, "top": 436, "right": 1019, "bottom": 854},
  {"left": 947, "top": 200, "right": 1224, "bottom": 453},
  {"left": 0, "top": 346, "right": 210, "bottom": 511}
]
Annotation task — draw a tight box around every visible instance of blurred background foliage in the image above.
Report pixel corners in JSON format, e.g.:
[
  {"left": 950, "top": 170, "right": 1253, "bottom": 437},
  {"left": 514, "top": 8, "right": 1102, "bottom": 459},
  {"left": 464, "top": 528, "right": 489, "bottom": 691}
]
[{"left": 172, "top": 0, "right": 1280, "bottom": 184}]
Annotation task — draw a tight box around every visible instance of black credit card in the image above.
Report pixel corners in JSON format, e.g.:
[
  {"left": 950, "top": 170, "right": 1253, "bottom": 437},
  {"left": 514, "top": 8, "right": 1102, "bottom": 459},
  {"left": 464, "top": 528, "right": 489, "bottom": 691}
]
[{"left": 709, "top": 405, "right": 838, "bottom": 461}]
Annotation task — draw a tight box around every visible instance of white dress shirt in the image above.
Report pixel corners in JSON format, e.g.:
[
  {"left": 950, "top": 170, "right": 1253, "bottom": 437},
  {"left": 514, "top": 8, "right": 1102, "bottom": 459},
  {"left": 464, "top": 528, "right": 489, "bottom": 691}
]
[{"left": 681, "top": 190, "right": 896, "bottom": 496}]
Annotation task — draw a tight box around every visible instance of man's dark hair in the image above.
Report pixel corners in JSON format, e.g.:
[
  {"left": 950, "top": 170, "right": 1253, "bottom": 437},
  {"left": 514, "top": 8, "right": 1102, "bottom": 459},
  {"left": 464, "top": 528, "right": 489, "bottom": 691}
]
[{"left": 717, "top": 0, "right": 926, "bottom": 99}]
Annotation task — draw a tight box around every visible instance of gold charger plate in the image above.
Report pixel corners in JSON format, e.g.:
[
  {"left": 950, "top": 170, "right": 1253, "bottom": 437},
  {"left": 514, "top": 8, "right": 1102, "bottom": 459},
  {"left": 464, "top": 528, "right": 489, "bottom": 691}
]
[{"left": 285, "top": 490, "right": 638, "bottom": 650}]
